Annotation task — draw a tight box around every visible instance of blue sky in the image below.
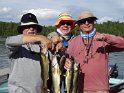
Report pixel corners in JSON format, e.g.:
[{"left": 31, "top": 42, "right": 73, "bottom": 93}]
[{"left": 0, "top": 0, "right": 124, "bottom": 26}]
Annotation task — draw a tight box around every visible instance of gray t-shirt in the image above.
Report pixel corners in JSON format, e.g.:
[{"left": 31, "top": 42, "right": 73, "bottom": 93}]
[{"left": 5, "top": 35, "right": 42, "bottom": 93}]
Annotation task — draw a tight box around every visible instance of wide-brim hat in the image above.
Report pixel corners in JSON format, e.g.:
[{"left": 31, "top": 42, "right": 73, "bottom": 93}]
[
  {"left": 76, "top": 10, "right": 98, "bottom": 24},
  {"left": 17, "top": 13, "right": 42, "bottom": 34},
  {"left": 54, "top": 12, "right": 76, "bottom": 29}
]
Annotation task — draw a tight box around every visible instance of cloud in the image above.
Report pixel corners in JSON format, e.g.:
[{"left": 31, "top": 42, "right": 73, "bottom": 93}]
[
  {"left": 19, "top": 8, "right": 65, "bottom": 25},
  {"left": 0, "top": 0, "right": 124, "bottom": 25},
  {"left": 97, "top": 16, "right": 114, "bottom": 23},
  {"left": 0, "top": 7, "right": 15, "bottom": 21},
  {"left": 0, "top": 7, "right": 11, "bottom": 13},
  {"left": 22, "top": 8, "right": 61, "bottom": 19}
]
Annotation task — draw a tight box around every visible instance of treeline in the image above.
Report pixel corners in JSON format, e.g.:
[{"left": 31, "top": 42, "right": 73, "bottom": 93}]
[{"left": 0, "top": 21, "right": 124, "bottom": 37}]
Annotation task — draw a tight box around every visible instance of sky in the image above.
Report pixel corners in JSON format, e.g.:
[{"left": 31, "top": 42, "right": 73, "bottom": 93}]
[{"left": 0, "top": 0, "right": 124, "bottom": 26}]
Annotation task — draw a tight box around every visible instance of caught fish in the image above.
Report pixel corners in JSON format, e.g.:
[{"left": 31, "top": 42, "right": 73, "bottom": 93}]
[
  {"left": 72, "top": 63, "right": 80, "bottom": 93},
  {"left": 51, "top": 55, "right": 61, "bottom": 93},
  {"left": 59, "top": 55, "right": 66, "bottom": 92},
  {"left": 59, "top": 55, "right": 66, "bottom": 76},
  {"left": 40, "top": 48, "right": 49, "bottom": 93},
  {"left": 65, "top": 58, "right": 74, "bottom": 93}
]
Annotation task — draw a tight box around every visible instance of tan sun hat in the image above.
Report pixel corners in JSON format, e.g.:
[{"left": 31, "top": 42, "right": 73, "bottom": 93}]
[
  {"left": 76, "top": 10, "right": 98, "bottom": 23},
  {"left": 54, "top": 12, "right": 76, "bottom": 29}
]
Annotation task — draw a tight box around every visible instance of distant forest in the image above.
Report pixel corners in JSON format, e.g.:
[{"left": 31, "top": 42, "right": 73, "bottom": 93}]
[{"left": 0, "top": 21, "right": 124, "bottom": 37}]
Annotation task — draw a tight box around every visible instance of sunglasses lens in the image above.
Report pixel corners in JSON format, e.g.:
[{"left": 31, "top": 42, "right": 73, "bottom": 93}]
[
  {"left": 79, "top": 18, "right": 94, "bottom": 24},
  {"left": 87, "top": 18, "right": 94, "bottom": 23},
  {"left": 79, "top": 19, "right": 86, "bottom": 24},
  {"left": 60, "top": 22, "right": 72, "bottom": 26}
]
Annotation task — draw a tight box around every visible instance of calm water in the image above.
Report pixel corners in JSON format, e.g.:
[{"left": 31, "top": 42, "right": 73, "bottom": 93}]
[
  {"left": 0, "top": 38, "right": 9, "bottom": 69},
  {"left": 0, "top": 38, "right": 124, "bottom": 77}
]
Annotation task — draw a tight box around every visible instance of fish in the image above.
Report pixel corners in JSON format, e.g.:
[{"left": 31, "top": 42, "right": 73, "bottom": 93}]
[
  {"left": 51, "top": 55, "right": 61, "bottom": 93},
  {"left": 65, "top": 58, "right": 74, "bottom": 93},
  {"left": 40, "top": 48, "right": 49, "bottom": 93},
  {"left": 59, "top": 55, "right": 66, "bottom": 92},
  {"left": 59, "top": 55, "right": 66, "bottom": 76},
  {"left": 72, "top": 63, "right": 80, "bottom": 93}
]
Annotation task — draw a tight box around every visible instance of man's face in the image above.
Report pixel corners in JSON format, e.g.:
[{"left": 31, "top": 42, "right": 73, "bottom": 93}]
[
  {"left": 78, "top": 18, "right": 95, "bottom": 33},
  {"left": 58, "top": 21, "right": 73, "bottom": 35},
  {"left": 22, "top": 25, "right": 38, "bottom": 35}
]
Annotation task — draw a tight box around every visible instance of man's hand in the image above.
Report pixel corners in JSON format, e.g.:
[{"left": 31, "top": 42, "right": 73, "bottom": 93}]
[
  {"left": 49, "top": 34, "right": 64, "bottom": 52},
  {"left": 64, "top": 58, "right": 71, "bottom": 70},
  {"left": 94, "top": 33, "right": 106, "bottom": 41},
  {"left": 41, "top": 36, "right": 54, "bottom": 50},
  {"left": 55, "top": 42, "right": 64, "bottom": 52}
]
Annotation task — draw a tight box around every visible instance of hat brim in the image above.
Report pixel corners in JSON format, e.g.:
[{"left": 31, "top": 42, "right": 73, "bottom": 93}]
[
  {"left": 55, "top": 18, "right": 76, "bottom": 29},
  {"left": 75, "top": 17, "right": 98, "bottom": 24},
  {"left": 17, "top": 24, "right": 42, "bottom": 34}
]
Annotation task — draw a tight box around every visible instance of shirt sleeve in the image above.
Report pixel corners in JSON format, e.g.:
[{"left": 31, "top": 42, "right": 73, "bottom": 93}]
[
  {"left": 104, "top": 34, "right": 124, "bottom": 52},
  {"left": 5, "top": 34, "right": 23, "bottom": 51}
]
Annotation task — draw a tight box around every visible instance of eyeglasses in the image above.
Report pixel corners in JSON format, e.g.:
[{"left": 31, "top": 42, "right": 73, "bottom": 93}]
[
  {"left": 79, "top": 18, "right": 95, "bottom": 24},
  {"left": 60, "top": 22, "right": 73, "bottom": 26}
]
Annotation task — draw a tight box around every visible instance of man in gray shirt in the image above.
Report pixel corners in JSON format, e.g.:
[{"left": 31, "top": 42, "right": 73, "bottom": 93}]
[{"left": 5, "top": 13, "right": 53, "bottom": 93}]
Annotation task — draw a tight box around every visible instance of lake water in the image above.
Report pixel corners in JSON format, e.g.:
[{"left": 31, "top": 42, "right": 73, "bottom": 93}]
[
  {"left": 0, "top": 38, "right": 124, "bottom": 78},
  {"left": 0, "top": 38, "right": 9, "bottom": 69}
]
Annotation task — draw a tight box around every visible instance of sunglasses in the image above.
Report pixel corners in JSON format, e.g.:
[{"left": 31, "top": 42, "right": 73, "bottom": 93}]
[
  {"left": 60, "top": 22, "right": 73, "bottom": 26},
  {"left": 79, "top": 18, "right": 95, "bottom": 24},
  {"left": 24, "top": 25, "right": 38, "bottom": 29}
]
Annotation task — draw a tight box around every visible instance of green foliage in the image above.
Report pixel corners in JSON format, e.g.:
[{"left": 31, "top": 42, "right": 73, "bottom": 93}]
[
  {"left": 95, "top": 21, "right": 124, "bottom": 37},
  {"left": 0, "top": 21, "right": 18, "bottom": 37},
  {"left": 40, "top": 25, "right": 56, "bottom": 36},
  {"left": 0, "top": 21, "right": 124, "bottom": 37},
  {"left": 71, "top": 26, "right": 80, "bottom": 36}
]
